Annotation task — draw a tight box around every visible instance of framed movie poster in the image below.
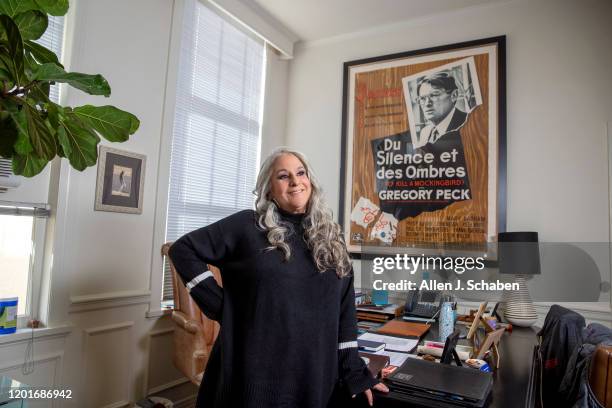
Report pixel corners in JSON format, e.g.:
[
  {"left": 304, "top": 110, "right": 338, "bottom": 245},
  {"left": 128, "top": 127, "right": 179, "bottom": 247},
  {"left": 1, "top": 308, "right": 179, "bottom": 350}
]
[
  {"left": 95, "top": 146, "right": 146, "bottom": 214},
  {"left": 340, "top": 36, "right": 506, "bottom": 257}
]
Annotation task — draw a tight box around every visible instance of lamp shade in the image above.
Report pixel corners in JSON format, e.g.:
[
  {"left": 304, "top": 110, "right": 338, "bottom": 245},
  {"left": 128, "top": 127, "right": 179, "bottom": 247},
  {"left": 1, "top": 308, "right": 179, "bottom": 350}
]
[{"left": 498, "top": 231, "right": 541, "bottom": 275}]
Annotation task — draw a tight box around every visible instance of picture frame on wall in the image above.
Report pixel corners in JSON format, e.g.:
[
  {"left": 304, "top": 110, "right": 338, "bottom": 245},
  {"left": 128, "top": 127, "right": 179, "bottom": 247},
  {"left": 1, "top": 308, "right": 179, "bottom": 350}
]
[
  {"left": 95, "top": 146, "right": 146, "bottom": 214},
  {"left": 340, "top": 36, "right": 506, "bottom": 258}
]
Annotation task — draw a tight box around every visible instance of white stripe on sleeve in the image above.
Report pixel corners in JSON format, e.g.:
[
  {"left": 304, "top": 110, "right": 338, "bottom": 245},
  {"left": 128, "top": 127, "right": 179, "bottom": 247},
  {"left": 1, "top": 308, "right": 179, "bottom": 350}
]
[
  {"left": 186, "top": 270, "right": 214, "bottom": 292},
  {"left": 338, "top": 341, "right": 358, "bottom": 350}
]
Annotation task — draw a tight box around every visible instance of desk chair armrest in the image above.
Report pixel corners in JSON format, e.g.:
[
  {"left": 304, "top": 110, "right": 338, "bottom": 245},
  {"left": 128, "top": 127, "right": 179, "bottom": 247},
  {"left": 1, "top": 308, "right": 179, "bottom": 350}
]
[{"left": 172, "top": 310, "right": 203, "bottom": 334}]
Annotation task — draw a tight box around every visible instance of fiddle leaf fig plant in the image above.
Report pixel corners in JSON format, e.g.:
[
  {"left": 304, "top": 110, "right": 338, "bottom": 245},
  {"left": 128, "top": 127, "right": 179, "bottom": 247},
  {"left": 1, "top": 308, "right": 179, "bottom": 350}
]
[{"left": 0, "top": 0, "right": 140, "bottom": 177}]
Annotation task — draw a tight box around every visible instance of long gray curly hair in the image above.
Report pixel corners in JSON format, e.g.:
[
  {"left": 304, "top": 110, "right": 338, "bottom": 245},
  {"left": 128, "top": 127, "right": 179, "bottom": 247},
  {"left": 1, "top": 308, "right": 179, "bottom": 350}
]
[{"left": 254, "top": 148, "right": 352, "bottom": 277}]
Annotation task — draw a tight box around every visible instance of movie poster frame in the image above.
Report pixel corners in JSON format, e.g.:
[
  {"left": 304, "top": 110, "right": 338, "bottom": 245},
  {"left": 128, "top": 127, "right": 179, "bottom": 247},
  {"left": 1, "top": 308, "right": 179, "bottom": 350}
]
[{"left": 339, "top": 36, "right": 506, "bottom": 258}]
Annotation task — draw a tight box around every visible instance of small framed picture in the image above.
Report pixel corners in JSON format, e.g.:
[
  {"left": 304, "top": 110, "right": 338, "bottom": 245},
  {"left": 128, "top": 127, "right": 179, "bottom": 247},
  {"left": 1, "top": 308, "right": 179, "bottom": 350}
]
[{"left": 95, "top": 146, "right": 146, "bottom": 214}]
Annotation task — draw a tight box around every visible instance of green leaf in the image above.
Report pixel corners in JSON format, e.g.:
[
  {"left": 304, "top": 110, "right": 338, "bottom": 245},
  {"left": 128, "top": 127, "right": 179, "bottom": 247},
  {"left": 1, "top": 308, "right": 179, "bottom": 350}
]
[
  {"left": 12, "top": 150, "right": 47, "bottom": 176},
  {"left": 0, "top": 0, "right": 39, "bottom": 17},
  {"left": 33, "top": 0, "right": 68, "bottom": 16},
  {"left": 31, "top": 82, "right": 50, "bottom": 102},
  {"left": 60, "top": 118, "right": 99, "bottom": 170},
  {"left": 24, "top": 102, "right": 55, "bottom": 160},
  {"left": 72, "top": 105, "right": 139, "bottom": 142},
  {"left": 0, "top": 116, "right": 18, "bottom": 158},
  {"left": 46, "top": 100, "right": 62, "bottom": 128},
  {"left": 34, "top": 63, "right": 111, "bottom": 96},
  {"left": 129, "top": 116, "right": 139, "bottom": 134},
  {"left": 0, "top": 15, "right": 24, "bottom": 85},
  {"left": 25, "top": 40, "right": 62, "bottom": 66},
  {"left": 10, "top": 109, "right": 33, "bottom": 155},
  {"left": 23, "top": 45, "right": 37, "bottom": 79},
  {"left": 55, "top": 122, "right": 69, "bottom": 157},
  {"left": 13, "top": 10, "right": 47, "bottom": 40},
  {"left": 0, "top": 66, "right": 9, "bottom": 80}
]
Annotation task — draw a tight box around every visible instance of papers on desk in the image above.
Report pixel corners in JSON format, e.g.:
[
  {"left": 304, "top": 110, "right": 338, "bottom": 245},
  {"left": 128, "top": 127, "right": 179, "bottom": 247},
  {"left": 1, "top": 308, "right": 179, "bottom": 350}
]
[
  {"left": 373, "top": 350, "right": 417, "bottom": 367},
  {"left": 358, "top": 332, "right": 418, "bottom": 353},
  {"left": 356, "top": 304, "right": 401, "bottom": 314}
]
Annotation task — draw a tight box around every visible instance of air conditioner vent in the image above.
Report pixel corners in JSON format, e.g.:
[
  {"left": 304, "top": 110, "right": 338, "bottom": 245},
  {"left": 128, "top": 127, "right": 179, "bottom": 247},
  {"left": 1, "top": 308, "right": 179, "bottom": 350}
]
[{"left": 0, "top": 158, "right": 22, "bottom": 192}]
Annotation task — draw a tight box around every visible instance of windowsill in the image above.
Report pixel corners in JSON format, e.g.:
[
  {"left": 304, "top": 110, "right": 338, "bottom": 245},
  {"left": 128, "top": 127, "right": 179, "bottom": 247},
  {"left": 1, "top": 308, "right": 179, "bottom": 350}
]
[
  {"left": 0, "top": 324, "right": 73, "bottom": 346},
  {"left": 145, "top": 308, "right": 173, "bottom": 319}
]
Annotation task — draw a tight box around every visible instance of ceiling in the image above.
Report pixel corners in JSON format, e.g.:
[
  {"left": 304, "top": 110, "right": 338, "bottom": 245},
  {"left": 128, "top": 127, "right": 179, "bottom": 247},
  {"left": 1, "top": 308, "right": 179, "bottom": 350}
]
[{"left": 253, "top": 0, "right": 508, "bottom": 42}]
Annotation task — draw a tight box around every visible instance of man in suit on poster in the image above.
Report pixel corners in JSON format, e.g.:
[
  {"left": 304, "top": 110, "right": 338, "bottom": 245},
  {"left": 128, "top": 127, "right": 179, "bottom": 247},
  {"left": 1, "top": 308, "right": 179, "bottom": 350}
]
[{"left": 416, "top": 71, "right": 468, "bottom": 146}]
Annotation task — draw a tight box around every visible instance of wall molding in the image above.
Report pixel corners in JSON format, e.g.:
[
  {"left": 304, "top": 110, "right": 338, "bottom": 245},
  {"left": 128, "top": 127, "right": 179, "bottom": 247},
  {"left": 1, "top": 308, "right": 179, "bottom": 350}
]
[
  {"left": 148, "top": 377, "right": 191, "bottom": 395},
  {"left": 82, "top": 321, "right": 135, "bottom": 407},
  {"left": 83, "top": 321, "right": 136, "bottom": 335},
  {"left": 174, "top": 394, "right": 197, "bottom": 408},
  {"left": 0, "top": 350, "right": 63, "bottom": 376},
  {"left": 70, "top": 289, "right": 151, "bottom": 313},
  {"left": 0, "top": 325, "right": 72, "bottom": 347},
  {"left": 101, "top": 400, "right": 130, "bottom": 408}
]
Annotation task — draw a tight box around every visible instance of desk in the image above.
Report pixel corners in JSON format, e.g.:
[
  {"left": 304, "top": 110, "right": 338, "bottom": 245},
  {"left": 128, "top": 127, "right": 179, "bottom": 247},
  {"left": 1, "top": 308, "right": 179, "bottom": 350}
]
[{"left": 355, "top": 325, "right": 537, "bottom": 408}]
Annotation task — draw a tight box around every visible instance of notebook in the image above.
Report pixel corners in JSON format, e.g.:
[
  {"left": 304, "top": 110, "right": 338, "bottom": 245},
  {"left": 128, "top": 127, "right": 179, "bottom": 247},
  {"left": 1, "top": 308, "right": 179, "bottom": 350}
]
[{"left": 358, "top": 339, "right": 385, "bottom": 352}]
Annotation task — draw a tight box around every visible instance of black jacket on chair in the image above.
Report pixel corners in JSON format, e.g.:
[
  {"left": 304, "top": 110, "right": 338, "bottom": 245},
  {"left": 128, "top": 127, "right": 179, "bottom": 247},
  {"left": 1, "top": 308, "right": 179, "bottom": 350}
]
[{"left": 537, "top": 305, "right": 586, "bottom": 406}]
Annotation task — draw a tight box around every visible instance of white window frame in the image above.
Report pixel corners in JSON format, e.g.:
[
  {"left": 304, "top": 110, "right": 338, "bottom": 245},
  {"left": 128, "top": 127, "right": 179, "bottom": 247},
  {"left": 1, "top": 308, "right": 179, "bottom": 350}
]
[
  {"left": 147, "top": 0, "right": 267, "bottom": 317},
  {"left": 146, "top": 0, "right": 183, "bottom": 318},
  {"left": 0, "top": 205, "right": 49, "bottom": 328}
]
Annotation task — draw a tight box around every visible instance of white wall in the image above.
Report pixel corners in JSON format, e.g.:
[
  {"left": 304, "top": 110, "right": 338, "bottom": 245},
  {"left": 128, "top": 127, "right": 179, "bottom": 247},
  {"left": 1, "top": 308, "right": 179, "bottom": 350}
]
[
  {"left": 261, "top": 46, "right": 290, "bottom": 157},
  {"left": 285, "top": 0, "right": 612, "bottom": 243}
]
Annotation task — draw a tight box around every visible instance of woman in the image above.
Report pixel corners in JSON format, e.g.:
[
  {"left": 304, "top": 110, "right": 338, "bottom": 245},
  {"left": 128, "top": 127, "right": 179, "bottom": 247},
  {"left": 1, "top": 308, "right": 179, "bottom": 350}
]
[{"left": 169, "top": 148, "right": 388, "bottom": 407}]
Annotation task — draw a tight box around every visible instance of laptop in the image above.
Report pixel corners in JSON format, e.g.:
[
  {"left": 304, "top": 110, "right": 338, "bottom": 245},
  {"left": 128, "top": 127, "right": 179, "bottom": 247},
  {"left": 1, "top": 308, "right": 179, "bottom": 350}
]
[{"left": 385, "top": 358, "right": 493, "bottom": 407}]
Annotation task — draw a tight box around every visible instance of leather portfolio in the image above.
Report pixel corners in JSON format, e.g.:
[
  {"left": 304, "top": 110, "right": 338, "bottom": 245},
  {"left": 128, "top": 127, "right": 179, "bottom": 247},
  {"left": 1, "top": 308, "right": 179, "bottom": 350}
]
[{"left": 376, "top": 320, "right": 430, "bottom": 338}]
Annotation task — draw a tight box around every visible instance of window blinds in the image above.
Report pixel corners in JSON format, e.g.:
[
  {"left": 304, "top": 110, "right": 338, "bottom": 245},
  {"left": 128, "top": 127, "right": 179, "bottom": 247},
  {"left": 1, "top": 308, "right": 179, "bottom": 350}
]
[
  {"left": 162, "top": 0, "right": 266, "bottom": 301},
  {"left": 36, "top": 15, "right": 64, "bottom": 103}
]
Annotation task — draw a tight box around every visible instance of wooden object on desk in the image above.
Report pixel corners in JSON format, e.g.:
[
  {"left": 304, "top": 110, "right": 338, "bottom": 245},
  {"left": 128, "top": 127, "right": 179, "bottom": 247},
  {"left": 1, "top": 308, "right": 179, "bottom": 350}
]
[
  {"left": 356, "top": 304, "right": 404, "bottom": 322},
  {"left": 356, "top": 312, "right": 393, "bottom": 322},
  {"left": 467, "top": 302, "right": 488, "bottom": 340},
  {"left": 376, "top": 320, "right": 430, "bottom": 339},
  {"left": 475, "top": 327, "right": 505, "bottom": 369}
]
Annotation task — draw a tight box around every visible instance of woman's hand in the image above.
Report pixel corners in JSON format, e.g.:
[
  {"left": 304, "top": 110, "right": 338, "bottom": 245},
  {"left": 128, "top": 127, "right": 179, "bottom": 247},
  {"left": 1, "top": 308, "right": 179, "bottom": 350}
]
[{"left": 353, "top": 382, "right": 389, "bottom": 406}]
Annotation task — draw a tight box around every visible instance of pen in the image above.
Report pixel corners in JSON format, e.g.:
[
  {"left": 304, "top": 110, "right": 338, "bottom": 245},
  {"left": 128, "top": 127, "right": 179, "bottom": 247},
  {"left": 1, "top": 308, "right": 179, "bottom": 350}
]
[{"left": 424, "top": 309, "right": 440, "bottom": 325}]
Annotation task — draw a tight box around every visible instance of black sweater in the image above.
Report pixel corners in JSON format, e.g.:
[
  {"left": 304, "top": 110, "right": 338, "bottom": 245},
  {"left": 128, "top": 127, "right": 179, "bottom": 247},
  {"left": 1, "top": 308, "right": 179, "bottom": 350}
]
[{"left": 168, "top": 209, "right": 377, "bottom": 407}]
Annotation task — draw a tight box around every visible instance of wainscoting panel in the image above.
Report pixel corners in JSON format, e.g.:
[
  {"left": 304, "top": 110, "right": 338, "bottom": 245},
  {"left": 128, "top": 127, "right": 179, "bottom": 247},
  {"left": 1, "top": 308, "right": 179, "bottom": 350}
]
[
  {"left": 0, "top": 351, "right": 64, "bottom": 408},
  {"left": 82, "top": 322, "right": 134, "bottom": 408},
  {"left": 145, "top": 327, "right": 186, "bottom": 394}
]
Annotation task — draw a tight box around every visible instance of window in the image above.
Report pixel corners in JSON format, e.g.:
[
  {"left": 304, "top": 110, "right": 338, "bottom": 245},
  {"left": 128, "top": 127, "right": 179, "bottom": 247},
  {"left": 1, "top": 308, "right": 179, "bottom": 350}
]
[
  {"left": 0, "top": 206, "right": 49, "bottom": 318},
  {"left": 161, "top": 0, "right": 266, "bottom": 302},
  {"left": 0, "top": 214, "right": 33, "bottom": 316},
  {"left": 0, "top": 15, "right": 64, "bottom": 322}
]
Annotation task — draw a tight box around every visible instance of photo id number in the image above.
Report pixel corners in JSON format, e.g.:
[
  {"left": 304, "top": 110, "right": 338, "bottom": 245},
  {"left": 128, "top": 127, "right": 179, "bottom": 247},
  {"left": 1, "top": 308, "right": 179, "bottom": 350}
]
[{"left": 9, "top": 388, "right": 72, "bottom": 399}]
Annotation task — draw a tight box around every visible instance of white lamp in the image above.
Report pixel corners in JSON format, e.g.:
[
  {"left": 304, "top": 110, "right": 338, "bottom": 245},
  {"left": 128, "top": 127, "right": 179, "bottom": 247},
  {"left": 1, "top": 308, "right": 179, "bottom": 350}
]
[{"left": 498, "top": 232, "right": 541, "bottom": 327}]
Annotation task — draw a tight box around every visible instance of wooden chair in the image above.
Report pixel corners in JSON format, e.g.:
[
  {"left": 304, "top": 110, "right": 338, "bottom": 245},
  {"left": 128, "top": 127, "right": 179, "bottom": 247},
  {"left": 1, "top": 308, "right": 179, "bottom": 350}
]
[
  {"left": 590, "top": 344, "right": 612, "bottom": 408},
  {"left": 161, "top": 243, "right": 222, "bottom": 386}
]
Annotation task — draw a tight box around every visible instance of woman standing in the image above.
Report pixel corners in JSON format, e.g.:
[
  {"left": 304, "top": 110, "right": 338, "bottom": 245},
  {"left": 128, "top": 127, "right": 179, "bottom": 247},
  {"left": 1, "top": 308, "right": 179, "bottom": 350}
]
[{"left": 169, "top": 148, "right": 388, "bottom": 407}]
